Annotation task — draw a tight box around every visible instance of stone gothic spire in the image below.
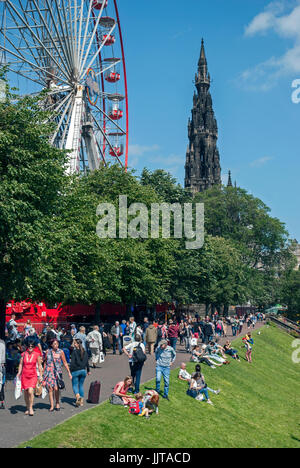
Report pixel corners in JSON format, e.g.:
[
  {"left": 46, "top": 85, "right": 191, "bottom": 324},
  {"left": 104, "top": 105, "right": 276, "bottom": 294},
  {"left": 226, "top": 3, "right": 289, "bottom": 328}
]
[
  {"left": 185, "top": 40, "right": 222, "bottom": 193},
  {"left": 227, "top": 170, "right": 233, "bottom": 187}
]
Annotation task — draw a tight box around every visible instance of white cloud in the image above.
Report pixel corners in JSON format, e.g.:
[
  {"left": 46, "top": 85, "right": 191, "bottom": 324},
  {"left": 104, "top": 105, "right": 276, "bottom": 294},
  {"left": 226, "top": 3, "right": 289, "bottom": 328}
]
[
  {"left": 250, "top": 156, "right": 273, "bottom": 167},
  {"left": 240, "top": 0, "right": 300, "bottom": 90},
  {"left": 128, "top": 144, "right": 160, "bottom": 157}
]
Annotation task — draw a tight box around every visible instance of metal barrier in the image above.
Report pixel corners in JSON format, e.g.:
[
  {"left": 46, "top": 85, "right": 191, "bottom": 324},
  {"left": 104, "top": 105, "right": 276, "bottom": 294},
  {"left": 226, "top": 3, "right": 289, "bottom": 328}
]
[{"left": 267, "top": 315, "right": 300, "bottom": 336}]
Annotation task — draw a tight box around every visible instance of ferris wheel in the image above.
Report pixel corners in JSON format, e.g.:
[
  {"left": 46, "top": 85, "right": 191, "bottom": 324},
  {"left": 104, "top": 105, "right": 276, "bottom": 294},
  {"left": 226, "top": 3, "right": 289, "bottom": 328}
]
[{"left": 0, "top": 0, "right": 129, "bottom": 174}]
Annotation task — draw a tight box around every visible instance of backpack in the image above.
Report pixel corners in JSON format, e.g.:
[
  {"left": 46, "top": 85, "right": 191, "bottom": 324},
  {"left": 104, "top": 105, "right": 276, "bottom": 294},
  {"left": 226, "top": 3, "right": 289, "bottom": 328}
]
[
  {"left": 129, "top": 400, "right": 140, "bottom": 415},
  {"left": 132, "top": 344, "right": 147, "bottom": 365}
]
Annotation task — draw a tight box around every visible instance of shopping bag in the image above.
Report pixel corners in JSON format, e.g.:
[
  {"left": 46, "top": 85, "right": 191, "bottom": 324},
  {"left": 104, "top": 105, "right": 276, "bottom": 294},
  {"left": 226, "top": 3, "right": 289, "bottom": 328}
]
[
  {"left": 42, "top": 386, "right": 48, "bottom": 400},
  {"left": 99, "top": 352, "right": 105, "bottom": 364},
  {"left": 15, "top": 377, "right": 22, "bottom": 400}
]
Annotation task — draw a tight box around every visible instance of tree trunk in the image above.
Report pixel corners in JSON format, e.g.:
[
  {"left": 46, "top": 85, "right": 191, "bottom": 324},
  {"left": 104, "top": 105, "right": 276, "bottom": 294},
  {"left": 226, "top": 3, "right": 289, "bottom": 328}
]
[
  {"left": 95, "top": 303, "right": 101, "bottom": 324},
  {"left": 0, "top": 298, "right": 6, "bottom": 341}
]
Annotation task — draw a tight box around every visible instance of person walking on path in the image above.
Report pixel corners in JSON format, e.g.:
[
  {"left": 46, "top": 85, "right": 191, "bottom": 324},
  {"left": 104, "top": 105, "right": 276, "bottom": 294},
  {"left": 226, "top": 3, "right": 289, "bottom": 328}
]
[
  {"left": 16, "top": 339, "right": 43, "bottom": 416},
  {"left": 70, "top": 339, "right": 91, "bottom": 407},
  {"left": 42, "top": 339, "right": 72, "bottom": 412},
  {"left": 167, "top": 320, "right": 180, "bottom": 351},
  {"left": 155, "top": 340, "right": 176, "bottom": 400},
  {"left": 74, "top": 326, "right": 87, "bottom": 351},
  {"left": 203, "top": 319, "right": 215, "bottom": 344},
  {"left": 0, "top": 338, "right": 6, "bottom": 409},
  {"left": 86, "top": 325, "right": 103, "bottom": 368},
  {"left": 129, "top": 317, "right": 137, "bottom": 340},
  {"left": 145, "top": 321, "right": 157, "bottom": 355},
  {"left": 111, "top": 321, "right": 123, "bottom": 355},
  {"left": 123, "top": 335, "right": 147, "bottom": 394}
]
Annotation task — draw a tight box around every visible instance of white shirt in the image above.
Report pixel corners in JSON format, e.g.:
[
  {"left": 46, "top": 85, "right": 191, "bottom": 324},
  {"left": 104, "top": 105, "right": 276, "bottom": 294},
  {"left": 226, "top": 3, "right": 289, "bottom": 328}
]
[
  {"left": 0, "top": 340, "right": 5, "bottom": 365},
  {"left": 179, "top": 369, "right": 191, "bottom": 380},
  {"left": 87, "top": 330, "right": 103, "bottom": 349},
  {"left": 125, "top": 341, "right": 146, "bottom": 363}
]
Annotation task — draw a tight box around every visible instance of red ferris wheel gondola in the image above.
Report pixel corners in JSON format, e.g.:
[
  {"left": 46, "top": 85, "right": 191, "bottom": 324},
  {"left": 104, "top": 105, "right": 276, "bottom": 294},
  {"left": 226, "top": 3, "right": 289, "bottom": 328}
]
[{"left": 92, "top": 2, "right": 129, "bottom": 170}]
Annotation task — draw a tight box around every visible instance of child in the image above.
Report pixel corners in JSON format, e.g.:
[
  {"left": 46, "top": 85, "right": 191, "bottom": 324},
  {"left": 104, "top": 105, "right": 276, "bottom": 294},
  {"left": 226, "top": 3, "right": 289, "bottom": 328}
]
[
  {"left": 243, "top": 334, "right": 254, "bottom": 363},
  {"left": 129, "top": 393, "right": 150, "bottom": 419}
]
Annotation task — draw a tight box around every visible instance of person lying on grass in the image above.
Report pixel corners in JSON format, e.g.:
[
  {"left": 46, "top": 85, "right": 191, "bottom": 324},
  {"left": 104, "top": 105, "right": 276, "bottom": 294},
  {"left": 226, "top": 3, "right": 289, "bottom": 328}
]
[
  {"left": 201, "top": 345, "right": 224, "bottom": 368},
  {"left": 223, "top": 341, "right": 240, "bottom": 361},
  {"left": 205, "top": 342, "right": 230, "bottom": 365}
]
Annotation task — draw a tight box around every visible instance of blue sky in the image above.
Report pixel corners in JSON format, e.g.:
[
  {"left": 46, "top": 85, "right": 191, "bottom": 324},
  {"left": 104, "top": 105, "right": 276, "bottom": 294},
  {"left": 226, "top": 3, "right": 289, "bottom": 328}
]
[{"left": 118, "top": 0, "right": 300, "bottom": 241}]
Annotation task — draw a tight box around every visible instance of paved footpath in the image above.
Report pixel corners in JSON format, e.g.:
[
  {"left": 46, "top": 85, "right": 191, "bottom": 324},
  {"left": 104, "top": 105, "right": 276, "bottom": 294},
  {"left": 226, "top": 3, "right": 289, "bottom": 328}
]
[{"left": 0, "top": 322, "right": 265, "bottom": 448}]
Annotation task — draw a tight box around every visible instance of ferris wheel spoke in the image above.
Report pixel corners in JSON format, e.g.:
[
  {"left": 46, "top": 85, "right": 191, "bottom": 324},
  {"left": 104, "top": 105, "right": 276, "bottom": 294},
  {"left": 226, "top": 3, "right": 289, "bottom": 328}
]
[
  {"left": 76, "top": 0, "right": 85, "bottom": 69},
  {"left": 0, "top": 43, "right": 68, "bottom": 86},
  {"left": 95, "top": 58, "right": 121, "bottom": 78},
  {"left": 28, "top": 0, "right": 73, "bottom": 78},
  {"left": 52, "top": 0, "right": 74, "bottom": 73},
  {"left": 92, "top": 114, "right": 124, "bottom": 167},
  {"left": 50, "top": 93, "right": 74, "bottom": 144},
  {"left": 79, "top": 23, "right": 116, "bottom": 81},
  {"left": 61, "top": 0, "right": 76, "bottom": 69},
  {"left": 78, "top": 0, "right": 93, "bottom": 71},
  {"left": 3, "top": 11, "right": 45, "bottom": 77},
  {"left": 94, "top": 102, "right": 125, "bottom": 135},
  {"left": 43, "top": 0, "right": 73, "bottom": 74},
  {"left": 5, "top": 0, "right": 71, "bottom": 84},
  {"left": 78, "top": 0, "right": 106, "bottom": 78},
  {"left": 60, "top": 99, "right": 75, "bottom": 149},
  {"left": 45, "top": 90, "right": 74, "bottom": 113}
]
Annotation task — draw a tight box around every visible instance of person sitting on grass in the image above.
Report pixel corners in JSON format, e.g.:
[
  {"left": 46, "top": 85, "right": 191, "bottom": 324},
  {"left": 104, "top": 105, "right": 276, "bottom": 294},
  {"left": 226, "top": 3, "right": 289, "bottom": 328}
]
[
  {"left": 223, "top": 341, "right": 240, "bottom": 361},
  {"left": 129, "top": 392, "right": 151, "bottom": 419},
  {"left": 112, "top": 376, "right": 136, "bottom": 407},
  {"left": 187, "top": 368, "right": 220, "bottom": 406},
  {"left": 178, "top": 363, "right": 192, "bottom": 382}
]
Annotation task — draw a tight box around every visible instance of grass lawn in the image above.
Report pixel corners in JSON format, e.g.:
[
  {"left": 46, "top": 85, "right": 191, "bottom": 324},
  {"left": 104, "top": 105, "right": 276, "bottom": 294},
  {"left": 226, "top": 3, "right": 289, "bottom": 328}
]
[{"left": 19, "top": 325, "right": 300, "bottom": 448}]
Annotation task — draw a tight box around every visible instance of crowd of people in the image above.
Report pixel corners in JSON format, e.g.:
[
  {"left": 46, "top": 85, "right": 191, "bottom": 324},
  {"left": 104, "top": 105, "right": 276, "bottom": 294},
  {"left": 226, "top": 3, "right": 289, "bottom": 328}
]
[
  {"left": 109, "top": 312, "right": 262, "bottom": 417},
  {"left": 0, "top": 311, "right": 263, "bottom": 418}
]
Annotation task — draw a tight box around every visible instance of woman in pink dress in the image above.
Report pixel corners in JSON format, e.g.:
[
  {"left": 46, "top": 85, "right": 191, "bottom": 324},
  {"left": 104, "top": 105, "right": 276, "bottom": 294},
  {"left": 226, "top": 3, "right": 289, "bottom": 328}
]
[{"left": 17, "top": 339, "right": 43, "bottom": 416}]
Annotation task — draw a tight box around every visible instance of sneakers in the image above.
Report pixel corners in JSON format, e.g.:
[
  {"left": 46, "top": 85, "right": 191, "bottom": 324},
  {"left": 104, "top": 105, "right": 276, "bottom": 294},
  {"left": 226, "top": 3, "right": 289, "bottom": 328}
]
[
  {"left": 215, "top": 390, "right": 221, "bottom": 395},
  {"left": 207, "top": 400, "right": 214, "bottom": 406},
  {"left": 195, "top": 394, "right": 204, "bottom": 401},
  {"left": 162, "top": 395, "right": 170, "bottom": 401}
]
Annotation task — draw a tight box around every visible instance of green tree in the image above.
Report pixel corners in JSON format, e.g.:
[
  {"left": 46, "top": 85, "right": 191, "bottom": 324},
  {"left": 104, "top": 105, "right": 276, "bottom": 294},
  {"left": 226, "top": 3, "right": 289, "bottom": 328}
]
[{"left": 0, "top": 84, "right": 69, "bottom": 338}]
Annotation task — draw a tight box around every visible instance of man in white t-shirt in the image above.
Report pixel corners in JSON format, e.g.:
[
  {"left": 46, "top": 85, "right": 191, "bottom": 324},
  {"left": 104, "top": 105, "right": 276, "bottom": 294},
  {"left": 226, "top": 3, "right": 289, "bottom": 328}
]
[
  {"left": 0, "top": 339, "right": 6, "bottom": 409},
  {"left": 123, "top": 335, "right": 146, "bottom": 394},
  {"left": 178, "top": 363, "right": 191, "bottom": 382}
]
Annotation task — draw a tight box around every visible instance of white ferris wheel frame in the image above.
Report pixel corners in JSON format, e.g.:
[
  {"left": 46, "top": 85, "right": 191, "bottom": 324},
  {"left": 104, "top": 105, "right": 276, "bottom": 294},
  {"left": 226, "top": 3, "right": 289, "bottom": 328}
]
[{"left": 0, "top": 0, "right": 128, "bottom": 174}]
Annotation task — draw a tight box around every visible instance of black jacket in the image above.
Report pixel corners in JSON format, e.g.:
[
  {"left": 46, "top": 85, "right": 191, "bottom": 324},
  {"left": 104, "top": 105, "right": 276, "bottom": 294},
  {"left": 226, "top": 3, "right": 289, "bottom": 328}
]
[{"left": 70, "top": 349, "right": 90, "bottom": 373}]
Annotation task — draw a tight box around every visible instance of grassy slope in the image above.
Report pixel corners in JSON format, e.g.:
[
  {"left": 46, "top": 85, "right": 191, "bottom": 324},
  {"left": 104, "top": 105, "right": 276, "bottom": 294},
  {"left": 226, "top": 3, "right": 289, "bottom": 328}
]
[{"left": 20, "top": 325, "right": 300, "bottom": 448}]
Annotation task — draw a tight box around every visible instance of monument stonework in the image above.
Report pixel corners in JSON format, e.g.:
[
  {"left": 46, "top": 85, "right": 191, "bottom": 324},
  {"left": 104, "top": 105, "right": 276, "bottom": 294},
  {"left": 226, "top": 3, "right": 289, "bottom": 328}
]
[{"left": 185, "top": 40, "right": 222, "bottom": 193}]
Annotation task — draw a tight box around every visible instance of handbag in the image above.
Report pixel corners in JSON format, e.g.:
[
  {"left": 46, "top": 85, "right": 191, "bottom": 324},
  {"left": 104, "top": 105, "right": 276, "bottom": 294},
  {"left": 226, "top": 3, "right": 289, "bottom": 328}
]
[
  {"left": 34, "top": 382, "right": 43, "bottom": 397},
  {"left": 51, "top": 351, "right": 65, "bottom": 391}
]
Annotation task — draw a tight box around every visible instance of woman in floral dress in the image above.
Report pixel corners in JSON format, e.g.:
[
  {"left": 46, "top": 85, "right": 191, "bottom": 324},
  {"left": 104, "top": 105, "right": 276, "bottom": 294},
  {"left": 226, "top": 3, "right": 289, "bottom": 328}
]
[{"left": 42, "top": 339, "right": 72, "bottom": 412}]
